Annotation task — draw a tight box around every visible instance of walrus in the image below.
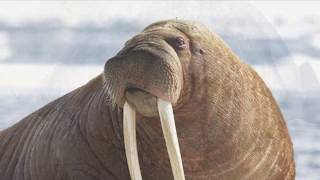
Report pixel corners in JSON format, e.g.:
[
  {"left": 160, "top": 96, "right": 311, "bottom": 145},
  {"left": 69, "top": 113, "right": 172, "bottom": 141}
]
[{"left": 0, "top": 20, "right": 295, "bottom": 180}]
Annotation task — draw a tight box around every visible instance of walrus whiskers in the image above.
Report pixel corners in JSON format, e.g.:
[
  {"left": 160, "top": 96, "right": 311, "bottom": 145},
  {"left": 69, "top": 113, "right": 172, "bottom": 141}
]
[{"left": 123, "top": 99, "right": 185, "bottom": 180}]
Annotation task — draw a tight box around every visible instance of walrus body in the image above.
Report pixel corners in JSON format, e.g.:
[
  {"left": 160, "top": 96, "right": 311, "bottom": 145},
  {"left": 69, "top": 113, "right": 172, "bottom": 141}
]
[{"left": 0, "top": 20, "right": 295, "bottom": 180}]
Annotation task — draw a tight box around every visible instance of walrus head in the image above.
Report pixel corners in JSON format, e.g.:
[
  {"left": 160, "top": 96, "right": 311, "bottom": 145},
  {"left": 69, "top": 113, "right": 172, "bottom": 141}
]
[
  {"left": 104, "top": 24, "right": 189, "bottom": 116},
  {"left": 103, "top": 20, "right": 210, "bottom": 179}
]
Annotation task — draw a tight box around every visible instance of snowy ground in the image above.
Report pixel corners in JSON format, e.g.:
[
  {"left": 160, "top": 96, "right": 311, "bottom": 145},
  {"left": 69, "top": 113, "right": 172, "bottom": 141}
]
[{"left": 0, "top": 1, "right": 319, "bottom": 179}]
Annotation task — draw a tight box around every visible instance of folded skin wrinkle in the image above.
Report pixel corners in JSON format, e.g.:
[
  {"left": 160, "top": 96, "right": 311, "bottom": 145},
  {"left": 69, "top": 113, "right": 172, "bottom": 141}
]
[{"left": 123, "top": 99, "right": 185, "bottom": 180}]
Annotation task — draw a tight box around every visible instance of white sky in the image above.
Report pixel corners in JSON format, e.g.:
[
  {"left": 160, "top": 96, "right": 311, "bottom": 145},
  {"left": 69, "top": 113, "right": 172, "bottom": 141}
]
[{"left": 0, "top": 1, "right": 319, "bottom": 26}]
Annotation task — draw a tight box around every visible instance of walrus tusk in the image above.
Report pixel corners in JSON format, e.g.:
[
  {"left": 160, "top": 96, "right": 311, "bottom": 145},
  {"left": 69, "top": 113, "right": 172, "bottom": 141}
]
[
  {"left": 123, "top": 99, "right": 185, "bottom": 180},
  {"left": 157, "top": 98, "right": 185, "bottom": 180},
  {"left": 123, "top": 102, "right": 142, "bottom": 180}
]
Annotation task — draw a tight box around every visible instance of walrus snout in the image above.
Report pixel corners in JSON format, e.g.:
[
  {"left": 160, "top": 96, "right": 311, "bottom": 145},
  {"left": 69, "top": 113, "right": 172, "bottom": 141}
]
[
  {"left": 105, "top": 38, "right": 187, "bottom": 179},
  {"left": 104, "top": 39, "right": 183, "bottom": 108}
]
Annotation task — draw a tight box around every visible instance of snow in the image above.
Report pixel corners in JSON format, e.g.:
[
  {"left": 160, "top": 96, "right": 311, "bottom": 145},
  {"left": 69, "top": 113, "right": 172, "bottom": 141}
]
[
  {"left": 0, "top": 31, "right": 11, "bottom": 60},
  {"left": 0, "top": 63, "right": 102, "bottom": 93},
  {"left": 254, "top": 54, "right": 320, "bottom": 94},
  {"left": 311, "top": 33, "right": 320, "bottom": 50}
]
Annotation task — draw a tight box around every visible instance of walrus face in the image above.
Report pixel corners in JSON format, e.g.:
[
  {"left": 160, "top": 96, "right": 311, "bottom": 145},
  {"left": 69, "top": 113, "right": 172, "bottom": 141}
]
[
  {"left": 104, "top": 28, "right": 190, "bottom": 117},
  {"left": 104, "top": 24, "right": 194, "bottom": 179}
]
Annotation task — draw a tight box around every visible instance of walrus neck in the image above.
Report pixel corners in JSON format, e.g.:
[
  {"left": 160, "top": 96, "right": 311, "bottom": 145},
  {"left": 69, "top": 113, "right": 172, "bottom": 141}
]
[{"left": 78, "top": 75, "right": 125, "bottom": 148}]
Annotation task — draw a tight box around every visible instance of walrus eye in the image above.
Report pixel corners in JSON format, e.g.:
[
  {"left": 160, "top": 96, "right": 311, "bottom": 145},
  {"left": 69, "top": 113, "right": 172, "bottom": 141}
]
[{"left": 173, "top": 37, "right": 187, "bottom": 50}]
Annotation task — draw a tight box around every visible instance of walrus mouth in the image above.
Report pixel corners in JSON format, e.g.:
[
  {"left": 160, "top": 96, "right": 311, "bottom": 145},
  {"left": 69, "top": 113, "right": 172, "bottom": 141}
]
[
  {"left": 123, "top": 99, "right": 185, "bottom": 180},
  {"left": 125, "top": 88, "right": 158, "bottom": 117}
]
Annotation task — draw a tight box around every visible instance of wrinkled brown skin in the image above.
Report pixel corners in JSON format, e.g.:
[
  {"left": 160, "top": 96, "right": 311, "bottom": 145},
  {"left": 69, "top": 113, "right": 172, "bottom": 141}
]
[{"left": 0, "top": 20, "right": 295, "bottom": 180}]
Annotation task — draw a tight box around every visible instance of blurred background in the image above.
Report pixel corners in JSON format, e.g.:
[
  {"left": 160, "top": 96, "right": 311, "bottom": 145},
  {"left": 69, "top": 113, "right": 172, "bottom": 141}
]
[{"left": 0, "top": 1, "right": 319, "bottom": 179}]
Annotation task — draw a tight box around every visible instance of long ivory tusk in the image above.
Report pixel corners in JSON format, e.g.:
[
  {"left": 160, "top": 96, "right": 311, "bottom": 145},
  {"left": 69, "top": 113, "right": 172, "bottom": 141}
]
[
  {"left": 123, "top": 102, "right": 142, "bottom": 180},
  {"left": 157, "top": 98, "right": 185, "bottom": 180}
]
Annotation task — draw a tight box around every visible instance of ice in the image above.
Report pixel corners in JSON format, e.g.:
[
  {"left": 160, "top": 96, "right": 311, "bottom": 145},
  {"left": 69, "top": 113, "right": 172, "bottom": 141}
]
[
  {"left": 0, "top": 31, "right": 11, "bottom": 60},
  {"left": 311, "top": 33, "right": 320, "bottom": 50},
  {"left": 254, "top": 54, "right": 320, "bottom": 94},
  {"left": 0, "top": 63, "right": 102, "bottom": 92}
]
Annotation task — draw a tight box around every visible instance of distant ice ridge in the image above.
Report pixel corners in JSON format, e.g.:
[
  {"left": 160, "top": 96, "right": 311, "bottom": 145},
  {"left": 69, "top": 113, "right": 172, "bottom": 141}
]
[
  {"left": 0, "top": 63, "right": 102, "bottom": 94},
  {"left": 0, "top": 31, "right": 11, "bottom": 61},
  {"left": 254, "top": 54, "right": 320, "bottom": 95}
]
